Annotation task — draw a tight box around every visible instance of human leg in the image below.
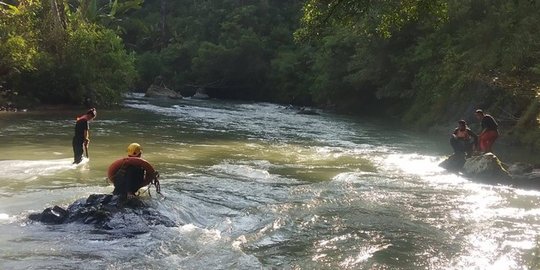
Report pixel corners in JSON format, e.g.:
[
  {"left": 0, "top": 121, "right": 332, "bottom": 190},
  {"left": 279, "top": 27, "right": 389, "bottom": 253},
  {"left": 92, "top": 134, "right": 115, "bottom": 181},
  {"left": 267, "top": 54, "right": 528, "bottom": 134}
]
[
  {"left": 72, "top": 138, "right": 84, "bottom": 164},
  {"left": 450, "top": 136, "right": 466, "bottom": 156},
  {"left": 482, "top": 130, "right": 498, "bottom": 153},
  {"left": 464, "top": 139, "right": 474, "bottom": 157}
]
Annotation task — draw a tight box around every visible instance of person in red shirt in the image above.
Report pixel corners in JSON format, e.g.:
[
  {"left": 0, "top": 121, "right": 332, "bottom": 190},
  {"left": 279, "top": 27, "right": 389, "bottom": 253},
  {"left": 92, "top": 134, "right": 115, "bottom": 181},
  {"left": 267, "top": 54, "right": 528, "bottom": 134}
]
[{"left": 474, "top": 109, "right": 499, "bottom": 153}]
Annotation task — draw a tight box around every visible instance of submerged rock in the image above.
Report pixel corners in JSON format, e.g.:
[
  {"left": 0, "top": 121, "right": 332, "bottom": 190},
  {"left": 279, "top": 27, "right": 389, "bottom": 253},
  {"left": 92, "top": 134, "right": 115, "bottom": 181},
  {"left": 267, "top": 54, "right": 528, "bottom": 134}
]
[{"left": 28, "top": 194, "right": 175, "bottom": 236}]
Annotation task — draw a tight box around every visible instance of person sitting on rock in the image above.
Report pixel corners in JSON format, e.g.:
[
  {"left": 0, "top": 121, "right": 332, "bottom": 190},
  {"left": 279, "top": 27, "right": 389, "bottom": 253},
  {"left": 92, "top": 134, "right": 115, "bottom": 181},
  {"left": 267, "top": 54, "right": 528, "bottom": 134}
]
[
  {"left": 450, "top": 120, "right": 478, "bottom": 158},
  {"left": 111, "top": 143, "right": 158, "bottom": 198}
]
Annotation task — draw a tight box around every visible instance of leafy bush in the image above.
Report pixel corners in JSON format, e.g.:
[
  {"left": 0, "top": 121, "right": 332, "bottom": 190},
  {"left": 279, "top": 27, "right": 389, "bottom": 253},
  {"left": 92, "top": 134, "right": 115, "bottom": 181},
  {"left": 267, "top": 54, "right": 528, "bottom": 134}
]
[{"left": 62, "top": 23, "right": 137, "bottom": 105}]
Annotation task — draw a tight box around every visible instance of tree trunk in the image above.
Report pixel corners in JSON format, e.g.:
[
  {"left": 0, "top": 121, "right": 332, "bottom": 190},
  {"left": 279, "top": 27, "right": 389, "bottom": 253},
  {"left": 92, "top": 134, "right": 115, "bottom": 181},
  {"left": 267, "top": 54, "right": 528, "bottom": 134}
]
[
  {"left": 160, "top": 0, "right": 167, "bottom": 49},
  {"left": 41, "top": 0, "right": 68, "bottom": 55}
]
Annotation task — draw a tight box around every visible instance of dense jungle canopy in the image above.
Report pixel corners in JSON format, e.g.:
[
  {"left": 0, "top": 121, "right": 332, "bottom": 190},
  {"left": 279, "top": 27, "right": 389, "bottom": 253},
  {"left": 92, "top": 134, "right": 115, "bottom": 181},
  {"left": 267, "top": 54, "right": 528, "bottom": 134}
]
[{"left": 1, "top": 0, "right": 539, "bottom": 149}]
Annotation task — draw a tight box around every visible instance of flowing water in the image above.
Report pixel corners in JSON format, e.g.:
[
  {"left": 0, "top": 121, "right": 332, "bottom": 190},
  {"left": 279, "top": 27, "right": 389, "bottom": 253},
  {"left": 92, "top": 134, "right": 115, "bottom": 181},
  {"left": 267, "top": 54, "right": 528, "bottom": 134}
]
[{"left": 1, "top": 93, "right": 539, "bottom": 269}]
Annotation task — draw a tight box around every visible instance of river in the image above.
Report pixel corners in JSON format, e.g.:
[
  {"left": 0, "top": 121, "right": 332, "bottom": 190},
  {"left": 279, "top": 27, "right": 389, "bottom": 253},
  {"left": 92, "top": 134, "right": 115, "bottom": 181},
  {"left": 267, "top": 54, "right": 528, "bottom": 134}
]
[{"left": 1, "top": 93, "right": 539, "bottom": 269}]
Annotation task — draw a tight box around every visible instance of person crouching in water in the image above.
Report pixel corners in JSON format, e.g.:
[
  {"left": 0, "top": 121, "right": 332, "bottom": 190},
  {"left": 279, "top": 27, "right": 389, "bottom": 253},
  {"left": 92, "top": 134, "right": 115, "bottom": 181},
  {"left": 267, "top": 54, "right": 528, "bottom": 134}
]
[
  {"left": 112, "top": 143, "right": 158, "bottom": 198},
  {"left": 450, "top": 120, "right": 478, "bottom": 158},
  {"left": 73, "top": 108, "right": 96, "bottom": 164}
]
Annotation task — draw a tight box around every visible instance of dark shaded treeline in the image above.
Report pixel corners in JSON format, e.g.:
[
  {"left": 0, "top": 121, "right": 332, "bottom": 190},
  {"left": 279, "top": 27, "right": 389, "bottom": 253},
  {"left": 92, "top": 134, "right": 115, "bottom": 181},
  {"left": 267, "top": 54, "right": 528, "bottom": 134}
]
[{"left": 1, "top": 0, "right": 539, "bottom": 149}]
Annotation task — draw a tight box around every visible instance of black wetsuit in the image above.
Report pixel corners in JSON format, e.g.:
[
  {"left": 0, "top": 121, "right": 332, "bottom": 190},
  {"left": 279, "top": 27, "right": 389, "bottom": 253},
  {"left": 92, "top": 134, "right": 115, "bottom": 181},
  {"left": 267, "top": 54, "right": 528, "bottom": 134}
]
[
  {"left": 112, "top": 165, "right": 145, "bottom": 196},
  {"left": 450, "top": 127, "right": 478, "bottom": 157},
  {"left": 72, "top": 118, "right": 88, "bottom": 164}
]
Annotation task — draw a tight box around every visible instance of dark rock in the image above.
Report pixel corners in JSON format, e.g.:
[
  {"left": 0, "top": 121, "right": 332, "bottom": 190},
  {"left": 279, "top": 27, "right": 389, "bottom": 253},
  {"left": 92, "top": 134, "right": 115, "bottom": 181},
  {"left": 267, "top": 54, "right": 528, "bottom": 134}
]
[
  {"left": 439, "top": 154, "right": 466, "bottom": 172},
  {"left": 507, "top": 162, "right": 534, "bottom": 175},
  {"left": 440, "top": 153, "right": 540, "bottom": 189},
  {"left": 28, "top": 205, "right": 68, "bottom": 224},
  {"left": 509, "top": 169, "right": 540, "bottom": 189},
  {"left": 192, "top": 88, "right": 210, "bottom": 100},
  {"left": 28, "top": 194, "right": 175, "bottom": 236},
  {"left": 296, "top": 107, "right": 320, "bottom": 115}
]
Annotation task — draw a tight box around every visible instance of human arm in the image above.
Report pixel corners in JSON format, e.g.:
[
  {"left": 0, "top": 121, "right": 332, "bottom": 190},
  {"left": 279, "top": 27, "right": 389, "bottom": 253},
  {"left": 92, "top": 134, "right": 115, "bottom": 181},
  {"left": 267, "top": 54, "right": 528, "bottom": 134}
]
[
  {"left": 83, "top": 121, "right": 90, "bottom": 146},
  {"left": 467, "top": 128, "right": 478, "bottom": 149},
  {"left": 467, "top": 129, "right": 478, "bottom": 140}
]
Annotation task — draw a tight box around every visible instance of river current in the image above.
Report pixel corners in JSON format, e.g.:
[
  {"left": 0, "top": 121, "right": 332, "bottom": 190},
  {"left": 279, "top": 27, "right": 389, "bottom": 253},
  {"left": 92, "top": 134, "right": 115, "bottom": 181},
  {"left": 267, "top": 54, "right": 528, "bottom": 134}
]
[{"left": 0, "top": 94, "right": 539, "bottom": 269}]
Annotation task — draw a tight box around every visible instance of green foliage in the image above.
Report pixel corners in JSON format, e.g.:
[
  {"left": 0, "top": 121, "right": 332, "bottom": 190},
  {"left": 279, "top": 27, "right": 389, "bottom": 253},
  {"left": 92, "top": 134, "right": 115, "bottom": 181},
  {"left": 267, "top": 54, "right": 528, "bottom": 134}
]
[
  {"left": 120, "top": 0, "right": 303, "bottom": 99},
  {"left": 296, "top": 0, "right": 448, "bottom": 40},
  {"left": 1, "top": 1, "right": 136, "bottom": 107},
  {"left": 72, "top": 0, "right": 143, "bottom": 26},
  {"left": 63, "top": 23, "right": 137, "bottom": 105},
  {"left": 308, "top": 28, "right": 362, "bottom": 109},
  {"left": 136, "top": 51, "right": 163, "bottom": 87},
  {"left": 402, "top": 0, "right": 540, "bottom": 126},
  {"left": 191, "top": 42, "right": 230, "bottom": 85},
  {"left": 0, "top": 35, "right": 38, "bottom": 73},
  {"left": 0, "top": 0, "right": 41, "bottom": 75},
  {"left": 513, "top": 99, "right": 540, "bottom": 149},
  {"left": 2, "top": 0, "right": 540, "bottom": 155},
  {"left": 268, "top": 46, "right": 313, "bottom": 105}
]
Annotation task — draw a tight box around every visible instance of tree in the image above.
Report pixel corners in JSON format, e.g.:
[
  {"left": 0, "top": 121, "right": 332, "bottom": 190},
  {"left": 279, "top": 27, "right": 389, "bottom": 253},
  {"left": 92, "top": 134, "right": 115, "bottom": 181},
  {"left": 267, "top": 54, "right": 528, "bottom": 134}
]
[{"left": 296, "top": 0, "right": 448, "bottom": 39}]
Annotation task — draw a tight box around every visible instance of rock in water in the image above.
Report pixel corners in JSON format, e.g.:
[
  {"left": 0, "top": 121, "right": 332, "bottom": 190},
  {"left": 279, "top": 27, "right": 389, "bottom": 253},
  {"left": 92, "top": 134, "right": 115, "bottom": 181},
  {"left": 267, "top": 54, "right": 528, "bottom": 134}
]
[
  {"left": 145, "top": 84, "right": 182, "bottom": 99},
  {"left": 507, "top": 162, "right": 533, "bottom": 175},
  {"left": 192, "top": 88, "right": 210, "bottom": 99},
  {"left": 440, "top": 153, "right": 540, "bottom": 189},
  {"left": 462, "top": 153, "right": 510, "bottom": 181},
  {"left": 439, "top": 154, "right": 466, "bottom": 172},
  {"left": 28, "top": 194, "right": 175, "bottom": 237}
]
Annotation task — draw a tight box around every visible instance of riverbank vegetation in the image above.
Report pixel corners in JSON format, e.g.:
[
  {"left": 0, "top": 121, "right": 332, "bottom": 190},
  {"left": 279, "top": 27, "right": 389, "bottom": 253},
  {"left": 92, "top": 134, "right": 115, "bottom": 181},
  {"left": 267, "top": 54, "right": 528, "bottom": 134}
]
[{"left": 1, "top": 0, "right": 539, "bottom": 150}]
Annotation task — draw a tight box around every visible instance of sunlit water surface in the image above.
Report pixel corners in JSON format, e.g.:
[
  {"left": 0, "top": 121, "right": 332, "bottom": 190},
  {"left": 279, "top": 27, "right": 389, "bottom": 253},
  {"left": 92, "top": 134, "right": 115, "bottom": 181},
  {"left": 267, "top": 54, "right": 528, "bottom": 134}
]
[{"left": 1, "top": 94, "right": 539, "bottom": 269}]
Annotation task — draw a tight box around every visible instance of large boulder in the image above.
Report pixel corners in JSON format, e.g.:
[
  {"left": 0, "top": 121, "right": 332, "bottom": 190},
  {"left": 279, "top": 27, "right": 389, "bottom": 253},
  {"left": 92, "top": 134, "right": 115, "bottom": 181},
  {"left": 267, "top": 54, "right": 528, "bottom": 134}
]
[
  {"left": 462, "top": 153, "right": 511, "bottom": 181},
  {"left": 28, "top": 194, "right": 175, "bottom": 237},
  {"left": 145, "top": 84, "right": 183, "bottom": 99},
  {"left": 145, "top": 77, "right": 182, "bottom": 99},
  {"left": 440, "top": 153, "right": 540, "bottom": 189}
]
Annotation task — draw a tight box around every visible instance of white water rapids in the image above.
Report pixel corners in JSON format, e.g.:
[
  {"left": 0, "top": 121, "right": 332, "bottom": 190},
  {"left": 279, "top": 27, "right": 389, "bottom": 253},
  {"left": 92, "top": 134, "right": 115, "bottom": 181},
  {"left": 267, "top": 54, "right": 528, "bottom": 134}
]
[{"left": 0, "top": 94, "right": 539, "bottom": 269}]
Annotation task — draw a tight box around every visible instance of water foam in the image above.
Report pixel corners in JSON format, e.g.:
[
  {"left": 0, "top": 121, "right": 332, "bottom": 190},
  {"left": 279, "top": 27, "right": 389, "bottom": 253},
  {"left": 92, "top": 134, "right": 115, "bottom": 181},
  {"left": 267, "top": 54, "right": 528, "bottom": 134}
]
[{"left": 0, "top": 158, "right": 88, "bottom": 181}]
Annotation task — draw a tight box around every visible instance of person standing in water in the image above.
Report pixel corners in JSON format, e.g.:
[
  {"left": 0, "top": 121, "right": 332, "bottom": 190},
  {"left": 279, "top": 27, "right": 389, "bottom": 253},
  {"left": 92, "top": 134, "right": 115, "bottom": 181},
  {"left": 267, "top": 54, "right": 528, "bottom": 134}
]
[
  {"left": 73, "top": 108, "right": 96, "bottom": 164},
  {"left": 475, "top": 109, "right": 499, "bottom": 153}
]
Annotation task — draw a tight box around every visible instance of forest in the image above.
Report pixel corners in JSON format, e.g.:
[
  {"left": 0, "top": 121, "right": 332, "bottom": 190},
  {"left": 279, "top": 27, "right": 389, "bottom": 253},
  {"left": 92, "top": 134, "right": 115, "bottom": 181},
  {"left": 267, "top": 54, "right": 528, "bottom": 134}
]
[{"left": 1, "top": 0, "right": 539, "bottom": 150}]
